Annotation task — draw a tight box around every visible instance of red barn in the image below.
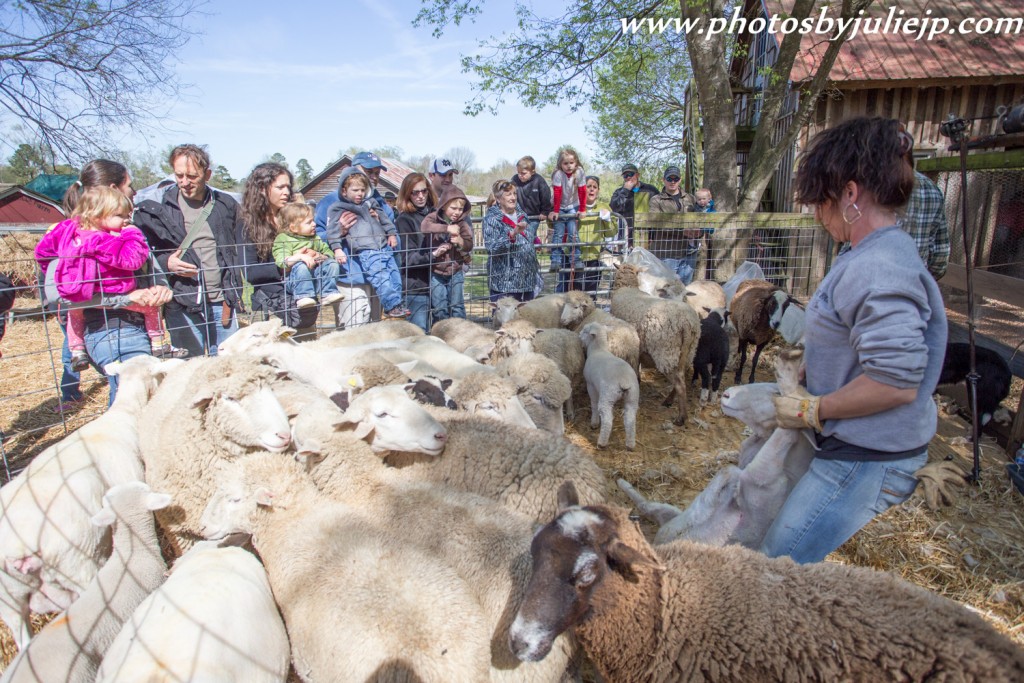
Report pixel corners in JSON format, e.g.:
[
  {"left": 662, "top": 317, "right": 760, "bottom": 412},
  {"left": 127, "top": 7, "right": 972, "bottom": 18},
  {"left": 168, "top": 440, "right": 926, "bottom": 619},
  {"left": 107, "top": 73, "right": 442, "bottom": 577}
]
[{"left": 0, "top": 186, "right": 65, "bottom": 230}]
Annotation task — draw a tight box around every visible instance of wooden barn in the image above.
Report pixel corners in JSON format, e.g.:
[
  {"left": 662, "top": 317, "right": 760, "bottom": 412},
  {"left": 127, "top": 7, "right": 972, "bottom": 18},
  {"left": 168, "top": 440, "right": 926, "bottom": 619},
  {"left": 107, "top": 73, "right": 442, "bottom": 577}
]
[
  {"left": 0, "top": 185, "right": 65, "bottom": 231},
  {"left": 300, "top": 154, "right": 417, "bottom": 203},
  {"left": 684, "top": 0, "right": 1024, "bottom": 211}
]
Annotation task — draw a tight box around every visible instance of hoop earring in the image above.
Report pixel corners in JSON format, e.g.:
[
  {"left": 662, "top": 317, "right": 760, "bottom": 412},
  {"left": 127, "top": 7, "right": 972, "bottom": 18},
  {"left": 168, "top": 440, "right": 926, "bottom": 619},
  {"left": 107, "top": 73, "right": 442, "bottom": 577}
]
[{"left": 842, "top": 202, "right": 862, "bottom": 225}]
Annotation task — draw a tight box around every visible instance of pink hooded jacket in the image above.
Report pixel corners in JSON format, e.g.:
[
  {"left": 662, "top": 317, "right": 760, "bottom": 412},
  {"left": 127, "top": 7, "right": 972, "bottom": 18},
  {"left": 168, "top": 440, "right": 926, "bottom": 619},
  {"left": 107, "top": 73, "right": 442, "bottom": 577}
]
[{"left": 35, "top": 217, "right": 151, "bottom": 302}]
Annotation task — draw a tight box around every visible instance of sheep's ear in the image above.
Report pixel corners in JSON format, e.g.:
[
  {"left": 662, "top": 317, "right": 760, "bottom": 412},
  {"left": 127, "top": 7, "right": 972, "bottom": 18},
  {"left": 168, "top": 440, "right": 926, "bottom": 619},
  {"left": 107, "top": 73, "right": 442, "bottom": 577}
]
[
  {"left": 278, "top": 326, "right": 297, "bottom": 339},
  {"left": 489, "top": 301, "right": 498, "bottom": 309},
  {"left": 297, "top": 450, "right": 326, "bottom": 472},
  {"left": 91, "top": 507, "right": 116, "bottom": 527},
  {"left": 154, "top": 358, "right": 186, "bottom": 380},
  {"left": 395, "top": 360, "right": 418, "bottom": 375},
  {"left": 329, "top": 392, "right": 351, "bottom": 411},
  {"left": 145, "top": 492, "right": 173, "bottom": 511},
  {"left": 702, "top": 306, "right": 711, "bottom": 313},
  {"left": 255, "top": 487, "right": 275, "bottom": 507},
  {"left": 495, "top": 329, "right": 507, "bottom": 338},
  {"left": 516, "top": 302, "right": 527, "bottom": 309},
  {"left": 333, "top": 414, "right": 375, "bottom": 441},
  {"left": 606, "top": 539, "right": 657, "bottom": 576},
  {"left": 440, "top": 378, "right": 453, "bottom": 390},
  {"left": 6, "top": 556, "right": 42, "bottom": 576},
  {"left": 557, "top": 480, "right": 579, "bottom": 510},
  {"left": 275, "top": 370, "right": 291, "bottom": 381},
  {"left": 191, "top": 389, "right": 216, "bottom": 409}
]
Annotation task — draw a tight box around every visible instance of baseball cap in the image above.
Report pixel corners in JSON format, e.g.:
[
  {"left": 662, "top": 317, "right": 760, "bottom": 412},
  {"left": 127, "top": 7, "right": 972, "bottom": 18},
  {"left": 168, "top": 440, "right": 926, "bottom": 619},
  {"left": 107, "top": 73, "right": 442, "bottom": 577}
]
[
  {"left": 430, "top": 158, "right": 459, "bottom": 175},
  {"left": 621, "top": 163, "right": 639, "bottom": 175},
  {"left": 352, "top": 151, "right": 388, "bottom": 171},
  {"left": 664, "top": 165, "right": 681, "bottom": 179}
]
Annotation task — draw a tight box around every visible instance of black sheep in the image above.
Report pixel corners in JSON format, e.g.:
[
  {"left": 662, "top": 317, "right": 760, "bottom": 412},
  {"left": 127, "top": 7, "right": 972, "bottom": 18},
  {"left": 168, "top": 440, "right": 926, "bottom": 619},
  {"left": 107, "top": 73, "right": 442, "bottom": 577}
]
[
  {"left": 939, "top": 342, "right": 1011, "bottom": 425},
  {"left": 691, "top": 309, "right": 731, "bottom": 404}
]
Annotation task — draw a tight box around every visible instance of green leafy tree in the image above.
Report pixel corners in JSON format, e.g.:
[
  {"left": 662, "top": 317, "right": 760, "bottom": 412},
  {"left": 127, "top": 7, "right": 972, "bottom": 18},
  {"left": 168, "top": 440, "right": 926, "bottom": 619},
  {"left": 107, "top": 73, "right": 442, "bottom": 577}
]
[
  {"left": 6, "top": 143, "right": 48, "bottom": 183},
  {"left": 295, "top": 158, "right": 314, "bottom": 187},
  {"left": 414, "top": 0, "right": 870, "bottom": 212},
  {"left": 115, "top": 150, "right": 164, "bottom": 190},
  {"left": 0, "top": 0, "right": 201, "bottom": 162},
  {"left": 268, "top": 153, "right": 288, "bottom": 169},
  {"left": 209, "top": 165, "right": 237, "bottom": 191}
]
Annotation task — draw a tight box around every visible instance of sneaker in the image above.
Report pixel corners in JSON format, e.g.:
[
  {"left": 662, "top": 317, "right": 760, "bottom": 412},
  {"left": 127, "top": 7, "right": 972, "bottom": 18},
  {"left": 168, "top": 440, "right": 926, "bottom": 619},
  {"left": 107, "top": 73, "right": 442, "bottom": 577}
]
[
  {"left": 384, "top": 306, "right": 409, "bottom": 319},
  {"left": 322, "top": 292, "right": 344, "bottom": 306},
  {"left": 151, "top": 342, "right": 189, "bottom": 359},
  {"left": 70, "top": 351, "right": 91, "bottom": 372},
  {"left": 296, "top": 297, "right": 317, "bottom": 309}
]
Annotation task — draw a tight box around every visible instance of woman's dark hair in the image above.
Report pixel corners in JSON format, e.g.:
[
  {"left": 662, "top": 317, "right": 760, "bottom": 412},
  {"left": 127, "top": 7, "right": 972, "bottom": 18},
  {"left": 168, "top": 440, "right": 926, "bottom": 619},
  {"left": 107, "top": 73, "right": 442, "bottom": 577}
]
[
  {"left": 794, "top": 116, "right": 914, "bottom": 209},
  {"left": 62, "top": 159, "right": 130, "bottom": 213},
  {"left": 242, "top": 162, "right": 293, "bottom": 259},
  {"left": 396, "top": 172, "right": 437, "bottom": 214}
]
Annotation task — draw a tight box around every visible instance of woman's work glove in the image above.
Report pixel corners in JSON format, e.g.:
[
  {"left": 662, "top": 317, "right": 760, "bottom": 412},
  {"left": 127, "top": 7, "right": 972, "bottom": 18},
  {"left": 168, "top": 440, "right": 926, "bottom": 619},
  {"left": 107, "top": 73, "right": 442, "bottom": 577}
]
[
  {"left": 773, "top": 386, "right": 823, "bottom": 431},
  {"left": 913, "top": 460, "right": 966, "bottom": 511}
]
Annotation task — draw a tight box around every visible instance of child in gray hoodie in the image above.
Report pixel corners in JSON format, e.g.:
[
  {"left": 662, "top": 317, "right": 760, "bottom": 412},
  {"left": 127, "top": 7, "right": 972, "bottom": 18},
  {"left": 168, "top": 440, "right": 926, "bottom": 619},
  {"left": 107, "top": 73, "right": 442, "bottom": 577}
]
[{"left": 325, "top": 167, "right": 408, "bottom": 318}]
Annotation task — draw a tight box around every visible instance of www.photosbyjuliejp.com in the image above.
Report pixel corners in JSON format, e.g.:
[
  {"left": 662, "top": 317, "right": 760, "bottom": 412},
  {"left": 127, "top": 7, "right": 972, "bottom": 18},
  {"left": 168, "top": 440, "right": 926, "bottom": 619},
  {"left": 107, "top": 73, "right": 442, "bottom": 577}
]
[{"left": 621, "top": 6, "right": 1024, "bottom": 42}]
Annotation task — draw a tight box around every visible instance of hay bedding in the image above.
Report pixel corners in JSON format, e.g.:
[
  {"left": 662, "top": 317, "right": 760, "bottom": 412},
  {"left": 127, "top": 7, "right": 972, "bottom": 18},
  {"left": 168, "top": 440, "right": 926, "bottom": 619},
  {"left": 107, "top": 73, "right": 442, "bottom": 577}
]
[{"left": 1, "top": 315, "right": 1022, "bottom": 673}]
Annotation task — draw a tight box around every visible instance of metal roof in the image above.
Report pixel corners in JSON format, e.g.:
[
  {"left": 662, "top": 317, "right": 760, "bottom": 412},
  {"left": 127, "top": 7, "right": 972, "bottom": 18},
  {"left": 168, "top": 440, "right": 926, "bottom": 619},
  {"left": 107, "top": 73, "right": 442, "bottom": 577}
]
[{"left": 764, "top": 0, "right": 1024, "bottom": 87}]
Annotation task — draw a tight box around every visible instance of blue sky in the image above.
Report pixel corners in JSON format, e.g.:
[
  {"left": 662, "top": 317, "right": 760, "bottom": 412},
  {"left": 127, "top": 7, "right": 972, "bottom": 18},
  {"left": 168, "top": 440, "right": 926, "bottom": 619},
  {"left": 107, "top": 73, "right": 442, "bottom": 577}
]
[{"left": 122, "top": 0, "right": 597, "bottom": 178}]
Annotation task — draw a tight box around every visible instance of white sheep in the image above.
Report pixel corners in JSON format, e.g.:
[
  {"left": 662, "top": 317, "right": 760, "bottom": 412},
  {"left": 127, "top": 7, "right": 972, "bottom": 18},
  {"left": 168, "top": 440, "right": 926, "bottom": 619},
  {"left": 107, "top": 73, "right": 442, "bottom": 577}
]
[
  {"left": 490, "top": 319, "right": 540, "bottom": 361},
  {"left": 610, "top": 263, "right": 701, "bottom": 426},
  {"left": 96, "top": 540, "right": 289, "bottom": 683},
  {"left": 494, "top": 353, "right": 572, "bottom": 434},
  {"left": 558, "top": 293, "right": 641, "bottom": 375},
  {"left": 1, "top": 482, "right": 170, "bottom": 683},
  {"left": 306, "top": 318, "right": 425, "bottom": 349},
  {"left": 0, "top": 356, "right": 177, "bottom": 651},
  {"left": 509, "top": 482, "right": 1024, "bottom": 682},
  {"left": 139, "top": 356, "right": 292, "bottom": 555},
  {"left": 199, "top": 452, "right": 495, "bottom": 682},
  {"left": 215, "top": 318, "right": 297, "bottom": 356},
  {"left": 381, "top": 411, "right": 607, "bottom": 522},
  {"left": 429, "top": 317, "right": 497, "bottom": 353},
  {"left": 493, "top": 292, "right": 573, "bottom": 329},
  {"left": 578, "top": 323, "right": 639, "bottom": 450},
  {"left": 448, "top": 370, "right": 537, "bottom": 429}
]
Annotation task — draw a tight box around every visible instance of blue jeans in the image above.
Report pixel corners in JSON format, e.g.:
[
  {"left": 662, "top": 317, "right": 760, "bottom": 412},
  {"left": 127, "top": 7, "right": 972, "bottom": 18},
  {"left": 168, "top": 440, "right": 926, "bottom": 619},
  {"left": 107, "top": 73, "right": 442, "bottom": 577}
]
[
  {"left": 551, "top": 210, "right": 580, "bottom": 267},
  {"left": 525, "top": 219, "right": 541, "bottom": 244},
  {"left": 58, "top": 322, "right": 84, "bottom": 402},
  {"left": 84, "top": 323, "right": 152, "bottom": 407},
  {"left": 664, "top": 249, "right": 700, "bottom": 285},
  {"left": 356, "top": 247, "right": 403, "bottom": 311},
  {"left": 430, "top": 270, "right": 465, "bottom": 322},
  {"left": 285, "top": 260, "right": 341, "bottom": 300},
  {"left": 164, "top": 299, "right": 238, "bottom": 358},
  {"left": 407, "top": 293, "right": 431, "bottom": 332},
  {"left": 760, "top": 450, "right": 928, "bottom": 564},
  {"left": 555, "top": 260, "right": 601, "bottom": 293}
]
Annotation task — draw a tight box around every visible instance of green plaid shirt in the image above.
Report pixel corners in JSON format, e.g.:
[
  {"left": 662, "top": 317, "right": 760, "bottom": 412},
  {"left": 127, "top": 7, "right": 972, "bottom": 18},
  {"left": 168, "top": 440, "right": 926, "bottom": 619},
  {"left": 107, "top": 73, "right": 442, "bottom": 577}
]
[{"left": 838, "top": 171, "right": 949, "bottom": 279}]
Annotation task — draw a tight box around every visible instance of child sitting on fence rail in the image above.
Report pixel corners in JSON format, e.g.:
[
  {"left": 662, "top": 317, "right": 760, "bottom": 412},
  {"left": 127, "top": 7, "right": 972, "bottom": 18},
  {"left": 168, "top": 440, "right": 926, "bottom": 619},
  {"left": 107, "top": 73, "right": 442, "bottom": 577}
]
[
  {"left": 34, "top": 186, "right": 180, "bottom": 370},
  {"left": 273, "top": 201, "right": 344, "bottom": 310},
  {"left": 326, "top": 168, "right": 409, "bottom": 319}
]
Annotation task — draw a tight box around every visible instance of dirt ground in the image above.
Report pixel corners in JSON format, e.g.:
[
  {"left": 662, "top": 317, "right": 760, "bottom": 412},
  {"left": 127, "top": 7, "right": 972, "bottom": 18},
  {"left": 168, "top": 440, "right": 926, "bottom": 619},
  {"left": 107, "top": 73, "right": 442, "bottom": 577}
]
[{"left": 1, "top": 305, "right": 1022, "bottom": 670}]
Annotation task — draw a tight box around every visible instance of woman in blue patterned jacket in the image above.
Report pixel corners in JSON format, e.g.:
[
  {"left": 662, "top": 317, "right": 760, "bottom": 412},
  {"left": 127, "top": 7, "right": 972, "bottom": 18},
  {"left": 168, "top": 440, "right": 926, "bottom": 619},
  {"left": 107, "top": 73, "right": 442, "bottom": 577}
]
[{"left": 482, "top": 179, "right": 539, "bottom": 305}]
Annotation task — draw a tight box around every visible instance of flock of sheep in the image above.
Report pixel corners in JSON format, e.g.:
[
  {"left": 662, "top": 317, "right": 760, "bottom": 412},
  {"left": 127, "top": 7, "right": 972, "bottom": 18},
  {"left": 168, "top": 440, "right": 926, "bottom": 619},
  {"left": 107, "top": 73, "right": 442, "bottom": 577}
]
[{"left": 0, "top": 263, "right": 1021, "bottom": 682}]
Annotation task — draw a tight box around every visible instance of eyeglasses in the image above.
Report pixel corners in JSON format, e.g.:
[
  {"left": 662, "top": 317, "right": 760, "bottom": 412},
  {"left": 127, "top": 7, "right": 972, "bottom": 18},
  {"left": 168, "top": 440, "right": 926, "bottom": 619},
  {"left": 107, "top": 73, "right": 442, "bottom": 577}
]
[
  {"left": 665, "top": 176, "right": 681, "bottom": 183},
  {"left": 622, "top": 172, "right": 636, "bottom": 179},
  {"left": 494, "top": 181, "right": 515, "bottom": 193},
  {"left": 411, "top": 188, "right": 430, "bottom": 196}
]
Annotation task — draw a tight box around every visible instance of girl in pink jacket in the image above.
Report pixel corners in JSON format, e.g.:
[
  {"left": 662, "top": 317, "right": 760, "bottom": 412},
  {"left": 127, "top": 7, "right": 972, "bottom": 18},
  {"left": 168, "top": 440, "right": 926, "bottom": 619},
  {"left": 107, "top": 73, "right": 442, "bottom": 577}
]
[{"left": 35, "top": 187, "right": 175, "bottom": 370}]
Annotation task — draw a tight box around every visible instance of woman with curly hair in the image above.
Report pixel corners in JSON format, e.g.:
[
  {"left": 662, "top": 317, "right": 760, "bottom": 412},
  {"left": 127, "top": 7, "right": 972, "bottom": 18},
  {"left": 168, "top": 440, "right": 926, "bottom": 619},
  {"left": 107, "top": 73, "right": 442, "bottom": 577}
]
[{"left": 239, "top": 162, "right": 294, "bottom": 323}]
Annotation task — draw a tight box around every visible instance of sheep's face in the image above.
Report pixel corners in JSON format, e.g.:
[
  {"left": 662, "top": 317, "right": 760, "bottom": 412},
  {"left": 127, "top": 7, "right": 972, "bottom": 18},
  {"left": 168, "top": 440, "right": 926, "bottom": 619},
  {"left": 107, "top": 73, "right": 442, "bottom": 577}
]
[
  {"left": 518, "top": 392, "right": 565, "bottom": 435},
  {"left": 339, "top": 387, "right": 447, "bottom": 456},
  {"left": 492, "top": 299, "right": 524, "bottom": 328},
  {"left": 192, "top": 383, "right": 292, "bottom": 454},
  {"left": 510, "top": 503, "right": 653, "bottom": 663},
  {"left": 720, "top": 383, "right": 780, "bottom": 436},
  {"left": 559, "top": 300, "right": 591, "bottom": 327},
  {"left": 200, "top": 479, "right": 256, "bottom": 539}
]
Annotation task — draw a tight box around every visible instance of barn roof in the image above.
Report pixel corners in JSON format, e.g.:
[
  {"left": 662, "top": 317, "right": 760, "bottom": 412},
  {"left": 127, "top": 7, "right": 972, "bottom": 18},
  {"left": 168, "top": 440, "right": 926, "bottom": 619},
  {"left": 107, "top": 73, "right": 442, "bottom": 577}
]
[
  {"left": 300, "top": 154, "right": 417, "bottom": 197},
  {"left": 764, "top": 0, "right": 1024, "bottom": 88}
]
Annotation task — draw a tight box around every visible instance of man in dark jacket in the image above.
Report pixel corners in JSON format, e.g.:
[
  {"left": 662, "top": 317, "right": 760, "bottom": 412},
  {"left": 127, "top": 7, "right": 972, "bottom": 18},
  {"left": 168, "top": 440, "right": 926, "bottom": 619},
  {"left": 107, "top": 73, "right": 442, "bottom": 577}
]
[
  {"left": 134, "top": 144, "right": 242, "bottom": 357},
  {"left": 610, "top": 163, "right": 659, "bottom": 238}
]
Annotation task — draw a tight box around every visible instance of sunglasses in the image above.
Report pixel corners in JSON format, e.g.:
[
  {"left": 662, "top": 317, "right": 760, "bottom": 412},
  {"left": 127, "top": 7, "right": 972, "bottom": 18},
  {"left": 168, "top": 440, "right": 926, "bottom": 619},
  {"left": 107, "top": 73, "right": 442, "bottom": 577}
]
[
  {"left": 665, "top": 176, "right": 681, "bottom": 183},
  {"left": 411, "top": 188, "right": 430, "bottom": 196},
  {"left": 622, "top": 172, "right": 636, "bottom": 179}
]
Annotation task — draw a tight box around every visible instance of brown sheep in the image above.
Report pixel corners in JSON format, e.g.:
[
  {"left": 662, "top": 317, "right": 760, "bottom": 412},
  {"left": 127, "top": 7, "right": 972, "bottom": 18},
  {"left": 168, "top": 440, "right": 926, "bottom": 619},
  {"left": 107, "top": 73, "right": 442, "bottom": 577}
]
[{"left": 728, "top": 278, "right": 780, "bottom": 384}]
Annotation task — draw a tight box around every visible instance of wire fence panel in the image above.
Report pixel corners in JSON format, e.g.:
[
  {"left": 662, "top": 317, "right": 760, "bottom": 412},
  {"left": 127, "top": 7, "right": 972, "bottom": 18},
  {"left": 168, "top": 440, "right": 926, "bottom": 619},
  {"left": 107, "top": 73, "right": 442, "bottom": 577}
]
[{"left": 1, "top": 212, "right": 833, "bottom": 481}]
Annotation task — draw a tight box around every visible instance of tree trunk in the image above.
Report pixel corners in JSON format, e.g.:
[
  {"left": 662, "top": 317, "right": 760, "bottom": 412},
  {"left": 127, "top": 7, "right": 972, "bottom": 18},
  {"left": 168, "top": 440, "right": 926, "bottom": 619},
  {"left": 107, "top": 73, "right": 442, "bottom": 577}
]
[{"left": 682, "top": 0, "right": 737, "bottom": 211}]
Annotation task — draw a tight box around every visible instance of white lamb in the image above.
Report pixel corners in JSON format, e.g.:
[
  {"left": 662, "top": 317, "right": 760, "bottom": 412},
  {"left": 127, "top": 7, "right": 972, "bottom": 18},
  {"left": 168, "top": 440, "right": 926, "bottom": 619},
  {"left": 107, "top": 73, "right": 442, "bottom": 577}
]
[
  {"left": 200, "top": 453, "right": 494, "bottom": 682},
  {"left": 557, "top": 292, "right": 641, "bottom": 375},
  {"left": 139, "top": 356, "right": 292, "bottom": 555},
  {"left": 96, "top": 540, "right": 289, "bottom": 683},
  {"left": 578, "top": 322, "right": 639, "bottom": 450},
  {"left": 0, "top": 356, "right": 177, "bottom": 651},
  {"left": 1, "top": 482, "right": 170, "bottom": 683}
]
